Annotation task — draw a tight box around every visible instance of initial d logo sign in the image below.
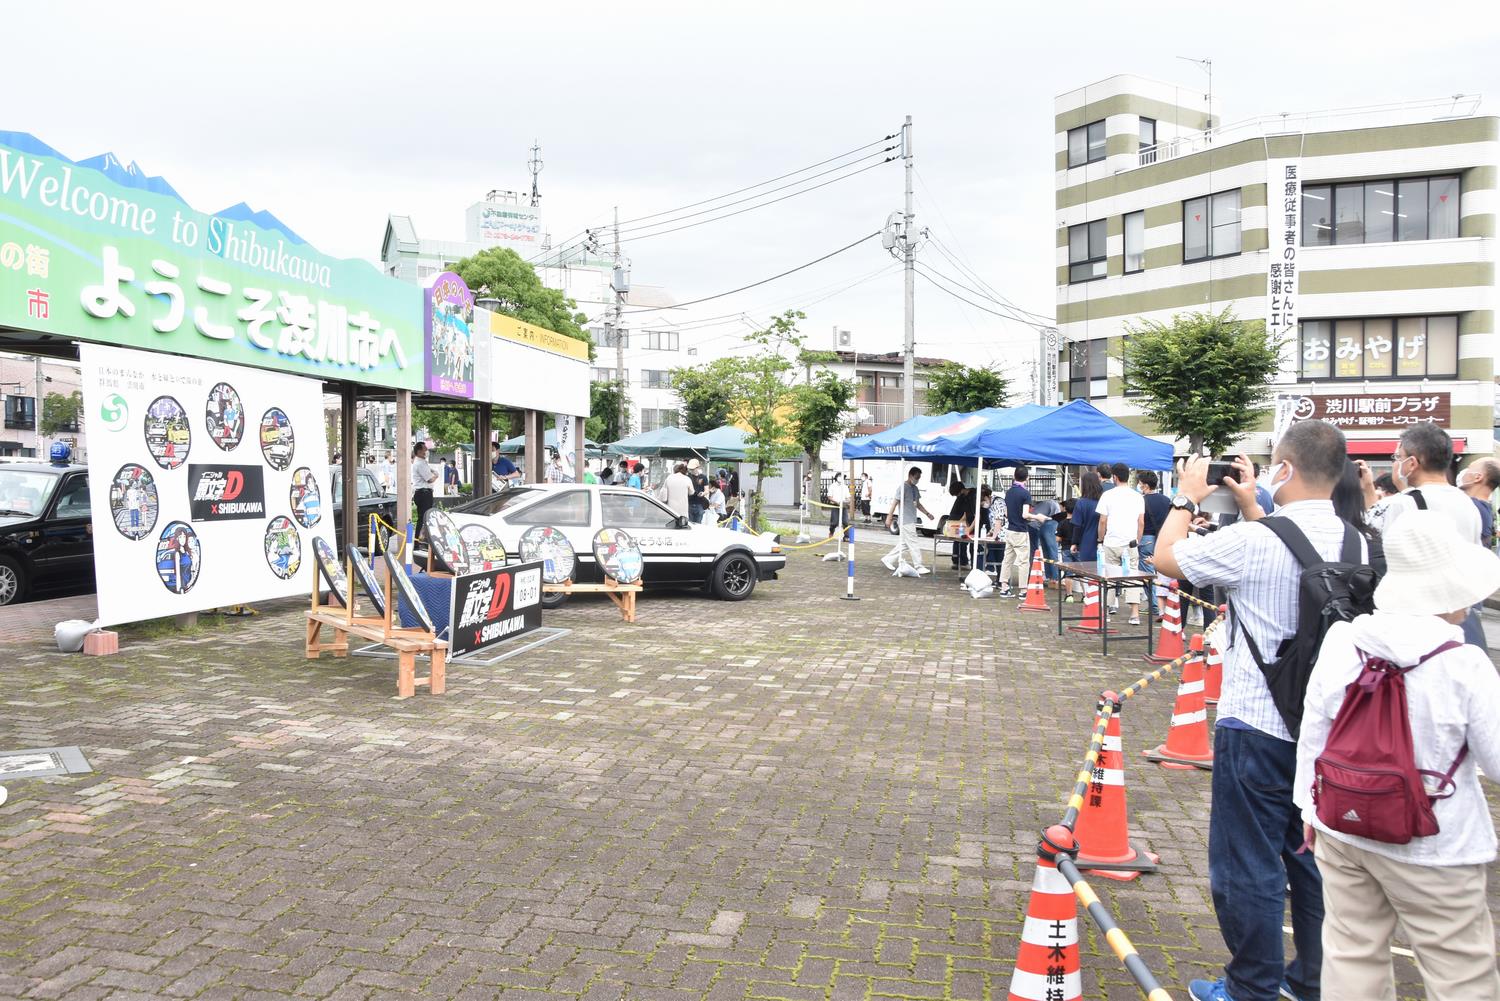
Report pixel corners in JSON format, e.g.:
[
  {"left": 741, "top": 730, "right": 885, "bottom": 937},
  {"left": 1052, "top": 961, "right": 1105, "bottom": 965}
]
[{"left": 485, "top": 574, "right": 512, "bottom": 623}]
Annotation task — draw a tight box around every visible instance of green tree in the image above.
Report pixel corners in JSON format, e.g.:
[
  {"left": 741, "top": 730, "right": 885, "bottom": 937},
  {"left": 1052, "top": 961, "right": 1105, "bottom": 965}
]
[
  {"left": 925, "top": 362, "right": 1010, "bottom": 414},
  {"left": 718, "top": 310, "right": 805, "bottom": 525},
  {"left": 415, "top": 409, "right": 475, "bottom": 452},
  {"left": 40, "top": 390, "right": 82, "bottom": 436},
  {"left": 450, "top": 247, "right": 595, "bottom": 359},
  {"left": 1121, "top": 307, "right": 1284, "bottom": 455},
  {"left": 788, "top": 370, "right": 856, "bottom": 489},
  {"left": 586, "top": 380, "right": 632, "bottom": 443},
  {"left": 670, "top": 358, "right": 738, "bottom": 433}
]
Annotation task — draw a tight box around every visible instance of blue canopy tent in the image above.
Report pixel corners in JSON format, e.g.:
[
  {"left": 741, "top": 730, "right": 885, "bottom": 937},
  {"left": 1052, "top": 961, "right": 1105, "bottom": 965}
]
[
  {"left": 842, "top": 400, "right": 1172, "bottom": 582},
  {"left": 842, "top": 399, "right": 1172, "bottom": 469}
]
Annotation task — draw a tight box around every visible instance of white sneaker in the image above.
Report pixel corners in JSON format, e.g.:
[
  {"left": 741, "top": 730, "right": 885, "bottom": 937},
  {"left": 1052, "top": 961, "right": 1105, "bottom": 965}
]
[
  {"left": 881, "top": 552, "right": 899, "bottom": 571},
  {"left": 914, "top": 566, "right": 931, "bottom": 576},
  {"left": 896, "top": 562, "right": 922, "bottom": 578}
]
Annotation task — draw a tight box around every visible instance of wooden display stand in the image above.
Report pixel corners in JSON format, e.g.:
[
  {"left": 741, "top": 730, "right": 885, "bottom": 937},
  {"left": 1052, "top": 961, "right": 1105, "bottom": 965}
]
[
  {"left": 544, "top": 576, "right": 641, "bottom": 623},
  {"left": 304, "top": 558, "right": 448, "bottom": 698}
]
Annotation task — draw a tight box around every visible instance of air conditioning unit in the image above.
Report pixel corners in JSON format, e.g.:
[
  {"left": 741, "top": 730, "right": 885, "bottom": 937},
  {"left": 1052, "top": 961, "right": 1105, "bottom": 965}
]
[{"left": 836, "top": 329, "right": 853, "bottom": 348}]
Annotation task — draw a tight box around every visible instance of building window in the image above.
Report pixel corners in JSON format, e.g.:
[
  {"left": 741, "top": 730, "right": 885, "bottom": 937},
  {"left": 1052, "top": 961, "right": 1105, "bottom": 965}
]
[
  {"left": 640, "top": 408, "right": 679, "bottom": 432},
  {"left": 598, "top": 328, "right": 628, "bottom": 349},
  {"left": 641, "top": 370, "right": 672, "bottom": 389},
  {"left": 1068, "top": 220, "right": 1107, "bottom": 283},
  {"left": 1067, "top": 341, "right": 1107, "bottom": 400},
  {"left": 1120, "top": 335, "right": 1140, "bottom": 396},
  {"left": 643, "top": 330, "right": 679, "bottom": 351},
  {"left": 1302, "top": 175, "right": 1460, "bottom": 246},
  {"left": 1139, "top": 117, "right": 1156, "bottom": 153},
  {"left": 1299, "top": 316, "right": 1459, "bottom": 381},
  {"left": 592, "top": 367, "right": 619, "bottom": 382},
  {"left": 1123, "top": 211, "right": 1145, "bottom": 274},
  {"left": 1066, "top": 120, "right": 1106, "bottom": 168},
  {"left": 1183, "top": 188, "right": 1241, "bottom": 262},
  {"left": 3, "top": 395, "right": 35, "bottom": 430}
]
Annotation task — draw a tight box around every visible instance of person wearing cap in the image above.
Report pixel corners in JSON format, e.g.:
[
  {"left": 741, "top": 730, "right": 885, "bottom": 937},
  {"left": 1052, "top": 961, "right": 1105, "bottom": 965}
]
[
  {"left": 1295, "top": 511, "right": 1500, "bottom": 1001},
  {"left": 686, "top": 458, "right": 708, "bottom": 524}
]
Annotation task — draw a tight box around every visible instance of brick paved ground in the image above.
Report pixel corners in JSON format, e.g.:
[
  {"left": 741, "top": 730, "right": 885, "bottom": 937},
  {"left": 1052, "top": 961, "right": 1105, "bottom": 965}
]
[{"left": 0, "top": 550, "right": 1491, "bottom": 1000}]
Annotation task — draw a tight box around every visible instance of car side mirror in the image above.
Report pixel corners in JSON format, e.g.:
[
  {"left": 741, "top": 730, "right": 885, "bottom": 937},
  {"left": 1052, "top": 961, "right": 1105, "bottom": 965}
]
[{"left": 674, "top": 515, "right": 690, "bottom": 529}]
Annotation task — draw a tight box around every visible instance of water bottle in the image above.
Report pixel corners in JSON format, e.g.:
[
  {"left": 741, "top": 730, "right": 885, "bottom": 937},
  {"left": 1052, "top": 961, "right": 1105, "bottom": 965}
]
[{"left": 1121, "top": 547, "right": 1132, "bottom": 576}]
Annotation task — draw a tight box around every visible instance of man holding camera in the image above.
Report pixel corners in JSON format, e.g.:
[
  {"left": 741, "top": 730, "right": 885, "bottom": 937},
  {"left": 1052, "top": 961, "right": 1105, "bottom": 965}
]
[{"left": 1154, "top": 420, "right": 1366, "bottom": 1001}]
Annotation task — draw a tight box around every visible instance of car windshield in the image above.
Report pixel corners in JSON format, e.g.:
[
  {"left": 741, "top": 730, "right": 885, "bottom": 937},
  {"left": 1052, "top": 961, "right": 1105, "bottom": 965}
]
[
  {"left": 453, "top": 487, "right": 539, "bottom": 517},
  {"left": 0, "top": 468, "right": 61, "bottom": 517}
]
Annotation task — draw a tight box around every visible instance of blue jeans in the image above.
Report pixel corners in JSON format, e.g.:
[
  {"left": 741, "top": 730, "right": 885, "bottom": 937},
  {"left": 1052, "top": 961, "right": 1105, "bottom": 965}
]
[
  {"left": 1037, "top": 521, "right": 1060, "bottom": 580},
  {"left": 1209, "top": 726, "right": 1323, "bottom": 1001},
  {"left": 1139, "top": 535, "right": 1157, "bottom": 612}
]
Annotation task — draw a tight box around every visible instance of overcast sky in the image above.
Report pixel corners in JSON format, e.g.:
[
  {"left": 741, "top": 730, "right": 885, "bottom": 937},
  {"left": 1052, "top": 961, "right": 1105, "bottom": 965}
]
[{"left": 10, "top": 1, "right": 1498, "bottom": 389}]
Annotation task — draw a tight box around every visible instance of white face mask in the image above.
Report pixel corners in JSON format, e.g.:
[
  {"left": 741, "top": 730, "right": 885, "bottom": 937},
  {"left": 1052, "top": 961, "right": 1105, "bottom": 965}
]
[
  {"left": 1392, "top": 455, "right": 1415, "bottom": 489},
  {"left": 1259, "top": 461, "right": 1292, "bottom": 504}
]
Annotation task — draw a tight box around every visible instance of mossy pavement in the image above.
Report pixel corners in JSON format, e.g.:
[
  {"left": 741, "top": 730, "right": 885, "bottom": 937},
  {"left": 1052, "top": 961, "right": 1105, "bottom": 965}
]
[{"left": 0, "top": 551, "right": 1487, "bottom": 1000}]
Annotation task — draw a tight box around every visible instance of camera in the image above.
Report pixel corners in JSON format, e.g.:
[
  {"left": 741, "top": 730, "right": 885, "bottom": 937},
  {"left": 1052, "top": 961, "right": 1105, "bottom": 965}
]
[{"left": 1206, "top": 460, "right": 1240, "bottom": 486}]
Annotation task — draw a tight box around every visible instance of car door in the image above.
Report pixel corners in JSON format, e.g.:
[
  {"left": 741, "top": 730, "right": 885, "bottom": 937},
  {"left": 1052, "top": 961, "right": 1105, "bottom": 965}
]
[
  {"left": 504, "top": 489, "right": 594, "bottom": 573},
  {"left": 598, "top": 490, "right": 698, "bottom": 583},
  {"left": 36, "top": 472, "right": 94, "bottom": 587}
]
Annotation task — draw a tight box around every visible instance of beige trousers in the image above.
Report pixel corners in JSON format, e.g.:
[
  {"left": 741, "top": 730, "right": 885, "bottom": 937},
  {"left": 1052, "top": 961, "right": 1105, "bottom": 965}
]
[
  {"left": 998, "top": 529, "right": 1030, "bottom": 589},
  {"left": 1315, "top": 832, "right": 1500, "bottom": 1001},
  {"left": 1099, "top": 543, "right": 1143, "bottom": 606}
]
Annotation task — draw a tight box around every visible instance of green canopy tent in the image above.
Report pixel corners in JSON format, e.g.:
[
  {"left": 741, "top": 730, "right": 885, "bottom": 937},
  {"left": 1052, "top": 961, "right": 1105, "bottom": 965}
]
[
  {"left": 495, "top": 429, "right": 602, "bottom": 456},
  {"left": 603, "top": 426, "right": 700, "bottom": 457},
  {"left": 682, "top": 425, "right": 752, "bottom": 462}
]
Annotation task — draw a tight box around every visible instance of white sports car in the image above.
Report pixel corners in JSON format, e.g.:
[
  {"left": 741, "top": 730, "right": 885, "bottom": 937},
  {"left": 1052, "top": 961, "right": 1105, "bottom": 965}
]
[{"left": 436, "top": 483, "right": 786, "bottom": 601}]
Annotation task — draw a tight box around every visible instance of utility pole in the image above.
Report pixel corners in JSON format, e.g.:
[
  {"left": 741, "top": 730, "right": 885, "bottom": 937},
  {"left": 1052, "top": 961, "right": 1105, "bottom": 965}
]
[
  {"left": 612, "top": 207, "right": 626, "bottom": 434},
  {"left": 527, "top": 141, "right": 543, "bottom": 208},
  {"left": 901, "top": 115, "right": 915, "bottom": 421}
]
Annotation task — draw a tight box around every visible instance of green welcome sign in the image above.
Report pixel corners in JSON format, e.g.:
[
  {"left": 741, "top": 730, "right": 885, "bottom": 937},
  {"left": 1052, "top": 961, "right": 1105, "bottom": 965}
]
[{"left": 0, "top": 131, "right": 423, "bottom": 391}]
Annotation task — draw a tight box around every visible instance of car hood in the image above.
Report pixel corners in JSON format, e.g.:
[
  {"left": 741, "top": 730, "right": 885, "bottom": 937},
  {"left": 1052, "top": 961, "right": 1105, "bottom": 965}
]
[{"left": 0, "top": 513, "right": 36, "bottom": 530}]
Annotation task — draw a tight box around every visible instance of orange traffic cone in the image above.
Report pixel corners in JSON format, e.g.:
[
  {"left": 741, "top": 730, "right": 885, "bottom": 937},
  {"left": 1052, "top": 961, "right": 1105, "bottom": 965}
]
[
  {"left": 1007, "top": 825, "right": 1082, "bottom": 1001},
  {"left": 1203, "top": 627, "right": 1224, "bottom": 706},
  {"left": 1018, "top": 548, "right": 1051, "bottom": 612},
  {"left": 1145, "top": 580, "right": 1184, "bottom": 663},
  {"left": 1143, "top": 634, "right": 1214, "bottom": 770},
  {"left": 1073, "top": 704, "right": 1159, "bottom": 879},
  {"left": 1067, "top": 581, "right": 1115, "bottom": 635}
]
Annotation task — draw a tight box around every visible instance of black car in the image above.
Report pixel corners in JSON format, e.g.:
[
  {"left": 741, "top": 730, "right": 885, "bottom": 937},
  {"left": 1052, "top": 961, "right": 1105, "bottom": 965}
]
[
  {"left": 0, "top": 462, "right": 93, "bottom": 605},
  {"left": 329, "top": 466, "right": 399, "bottom": 549}
]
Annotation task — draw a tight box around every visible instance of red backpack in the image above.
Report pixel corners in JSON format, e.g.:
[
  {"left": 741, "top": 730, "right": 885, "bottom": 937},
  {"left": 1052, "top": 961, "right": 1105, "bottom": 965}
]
[{"left": 1313, "top": 640, "right": 1467, "bottom": 845}]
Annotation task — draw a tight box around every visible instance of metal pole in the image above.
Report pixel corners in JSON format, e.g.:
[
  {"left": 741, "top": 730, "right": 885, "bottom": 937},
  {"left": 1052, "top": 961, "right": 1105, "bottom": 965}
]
[
  {"left": 613, "top": 206, "right": 626, "bottom": 434},
  {"left": 340, "top": 384, "right": 358, "bottom": 553},
  {"left": 901, "top": 115, "right": 915, "bottom": 421},
  {"left": 395, "top": 389, "right": 411, "bottom": 539},
  {"left": 843, "top": 459, "right": 859, "bottom": 600}
]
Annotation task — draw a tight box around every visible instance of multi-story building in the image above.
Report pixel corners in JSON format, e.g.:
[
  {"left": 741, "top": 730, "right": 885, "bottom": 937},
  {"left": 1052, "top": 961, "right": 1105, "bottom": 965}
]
[
  {"left": 1055, "top": 74, "right": 1497, "bottom": 467},
  {"left": 0, "top": 353, "right": 86, "bottom": 460}
]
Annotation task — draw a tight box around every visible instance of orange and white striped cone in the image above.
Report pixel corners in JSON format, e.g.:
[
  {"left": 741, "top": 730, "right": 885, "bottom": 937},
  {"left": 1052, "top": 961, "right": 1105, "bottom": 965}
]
[
  {"left": 1067, "top": 580, "right": 1115, "bottom": 635},
  {"left": 1007, "top": 825, "right": 1081, "bottom": 1001},
  {"left": 1018, "top": 548, "right": 1051, "bottom": 612},
  {"left": 1143, "top": 634, "right": 1214, "bottom": 770},
  {"left": 1144, "top": 579, "right": 1183, "bottom": 663},
  {"left": 1203, "top": 626, "right": 1224, "bottom": 706},
  {"left": 1073, "top": 710, "right": 1159, "bottom": 880}
]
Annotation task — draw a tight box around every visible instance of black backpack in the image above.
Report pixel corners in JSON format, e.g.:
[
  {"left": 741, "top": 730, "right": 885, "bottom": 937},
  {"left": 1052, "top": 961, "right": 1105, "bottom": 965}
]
[{"left": 1232, "top": 517, "right": 1383, "bottom": 738}]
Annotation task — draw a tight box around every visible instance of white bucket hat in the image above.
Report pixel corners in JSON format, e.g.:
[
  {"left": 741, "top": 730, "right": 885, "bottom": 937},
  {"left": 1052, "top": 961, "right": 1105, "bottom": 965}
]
[{"left": 1374, "top": 510, "right": 1500, "bottom": 615}]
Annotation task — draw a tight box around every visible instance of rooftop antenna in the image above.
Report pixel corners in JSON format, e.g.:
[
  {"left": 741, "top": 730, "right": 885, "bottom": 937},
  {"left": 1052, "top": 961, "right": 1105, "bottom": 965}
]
[
  {"left": 1176, "top": 55, "right": 1214, "bottom": 132},
  {"left": 528, "top": 141, "right": 543, "bottom": 208}
]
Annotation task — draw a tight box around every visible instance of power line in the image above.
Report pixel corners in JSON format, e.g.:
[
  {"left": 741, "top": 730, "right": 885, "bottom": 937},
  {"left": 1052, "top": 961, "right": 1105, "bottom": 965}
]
[
  {"left": 615, "top": 230, "right": 883, "bottom": 316},
  {"left": 529, "top": 133, "right": 895, "bottom": 267},
  {"left": 615, "top": 135, "right": 895, "bottom": 227},
  {"left": 915, "top": 261, "right": 1053, "bottom": 330},
  {"left": 615, "top": 147, "right": 895, "bottom": 239},
  {"left": 924, "top": 234, "right": 1054, "bottom": 324},
  {"left": 618, "top": 158, "right": 896, "bottom": 244},
  {"left": 915, "top": 268, "right": 1053, "bottom": 330}
]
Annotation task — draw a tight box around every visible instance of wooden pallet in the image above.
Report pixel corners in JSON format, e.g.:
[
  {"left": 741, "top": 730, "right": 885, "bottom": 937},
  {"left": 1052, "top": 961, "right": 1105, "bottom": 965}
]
[{"left": 544, "top": 576, "right": 642, "bottom": 623}]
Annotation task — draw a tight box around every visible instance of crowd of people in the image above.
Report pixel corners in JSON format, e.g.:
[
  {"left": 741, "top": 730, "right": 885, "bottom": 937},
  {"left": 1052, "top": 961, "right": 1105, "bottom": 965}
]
[{"left": 1142, "top": 420, "right": 1500, "bottom": 1001}]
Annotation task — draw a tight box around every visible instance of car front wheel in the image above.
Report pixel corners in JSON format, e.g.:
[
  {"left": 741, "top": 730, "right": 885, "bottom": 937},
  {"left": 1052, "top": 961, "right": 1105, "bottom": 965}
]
[
  {"left": 0, "top": 555, "right": 26, "bottom": 606},
  {"left": 541, "top": 590, "right": 570, "bottom": 610},
  {"left": 711, "top": 552, "right": 757, "bottom": 601}
]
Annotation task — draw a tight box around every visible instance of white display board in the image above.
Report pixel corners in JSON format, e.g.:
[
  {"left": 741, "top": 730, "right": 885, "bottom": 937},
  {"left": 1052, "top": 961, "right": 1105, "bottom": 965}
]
[{"left": 80, "top": 344, "right": 336, "bottom": 626}]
